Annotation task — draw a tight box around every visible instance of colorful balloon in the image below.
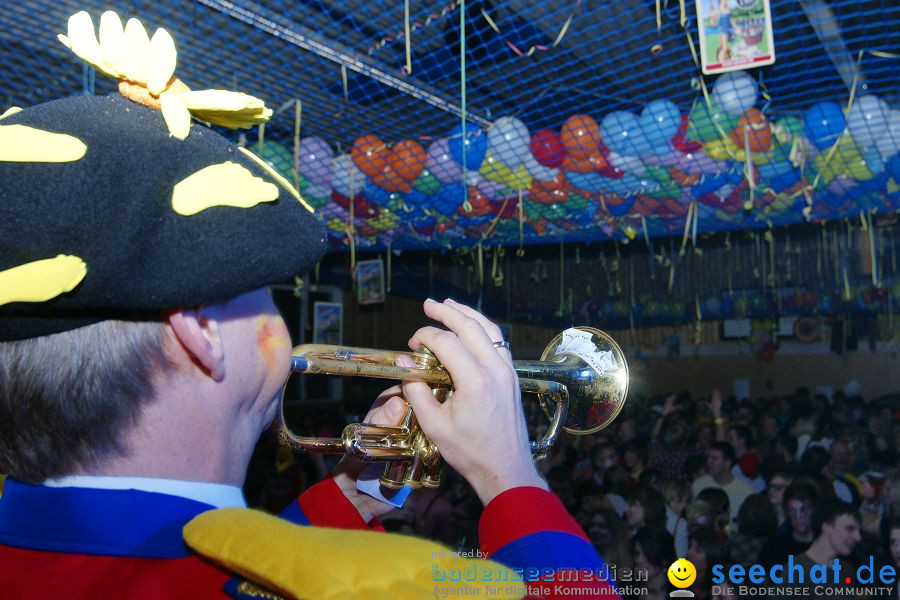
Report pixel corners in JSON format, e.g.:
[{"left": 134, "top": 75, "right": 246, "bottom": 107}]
[
  {"left": 713, "top": 71, "right": 758, "bottom": 115},
  {"left": 846, "top": 95, "right": 889, "bottom": 149},
  {"left": 560, "top": 114, "right": 603, "bottom": 158},
  {"left": 601, "top": 111, "right": 647, "bottom": 156},
  {"left": 249, "top": 141, "right": 294, "bottom": 183},
  {"left": 686, "top": 102, "right": 738, "bottom": 144},
  {"left": 389, "top": 139, "right": 427, "bottom": 182},
  {"left": 297, "top": 136, "right": 334, "bottom": 187},
  {"left": 426, "top": 138, "right": 463, "bottom": 184},
  {"left": 447, "top": 124, "right": 488, "bottom": 170},
  {"left": 639, "top": 100, "right": 681, "bottom": 156},
  {"left": 487, "top": 116, "right": 531, "bottom": 168},
  {"left": 331, "top": 153, "right": 364, "bottom": 198},
  {"left": 804, "top": 102, "right": 846, "bottom": 151},
  {"left": 874, "top": 109, "right": 900, "bottom": 160},
  {"left": 729, "top": 108, "right": 773, "bottom": 153},
  {"left": 530, "top": 128, "right": 566, "bottom": 167}
]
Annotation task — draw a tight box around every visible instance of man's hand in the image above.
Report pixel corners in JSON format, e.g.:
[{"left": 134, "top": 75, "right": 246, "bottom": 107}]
[
  {"left": 331, "top": 387, "right": 407, "bottom": 523},
  {"left": 399, "top": 299, "right": 548, "bottom": 506}
]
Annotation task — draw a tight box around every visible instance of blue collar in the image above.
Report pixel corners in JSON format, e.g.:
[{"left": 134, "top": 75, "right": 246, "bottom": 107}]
[{"left": 0, "top": 479, "right": 214, "bottom": 558}]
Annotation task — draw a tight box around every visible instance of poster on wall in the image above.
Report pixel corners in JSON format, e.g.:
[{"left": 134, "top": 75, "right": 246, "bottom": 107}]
[
  {"left": 696, "top": 0, "right": 775, "bottom": 74},
  {"left": 313, "top": 301, "right": 343, "bottom": 344},
  {"left": 356, "top": 259, "right": 386, "bottom": 305}
]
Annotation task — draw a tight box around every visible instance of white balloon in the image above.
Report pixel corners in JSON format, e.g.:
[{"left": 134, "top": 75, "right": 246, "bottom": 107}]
[
  {"left": 713, "top": 71, "right": 758, "bottom": 115},
  {"left": 464, "top": 170, "right": 484, "bottom": 186},
  {"left": 487, "top": 116, "right": 531, "bottom": 168},
  {"left": 523, "top": 153, "right": 559, "bottom": 181},
  {"left": 608, "top": 151, "right": 647, "bottom": 176},
  {"left": 303, "top": 184, "right": 332, "bottom": 200},
  {"left": 875, "top": 109, "right": 900, "bottom": 160},
  {"left": 847, "top": 95, "right": 890, "bottom": 149},
  {"left": 331, "top": 153, "right": 364, "bottom": 198}
]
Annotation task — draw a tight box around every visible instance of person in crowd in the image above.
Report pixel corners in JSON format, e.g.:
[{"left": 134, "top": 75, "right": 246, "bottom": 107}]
[
  {"left": 623, "top": 440, "right": 650, "bottom": 490},
  {"left": 649, "top": 394, "right": 706, "bottom": 483},
  {"left": 632, "top": 527, "right": 676, "bottom": 600},
  {"left": 577, "top": 496, "right": 633, "bottom": 569},
  {"left": 685, "top": 499, "right": 719, "bottom": 536},
  {"left": 729, "top": 493, "right": 778, "bottom": 568},
  {"left": 691, "top": 441, "right": 755, "bottom": 526},
  {"left": 772, "top": 498, "right": 862, "bottom": 599},
  {"left": 695, "top": 487, "right": 731, "bottom": 536},
  {"left": 686, "top": 527, "right": 728, "bottom": 600},
  {"left": 764, "top": 470, "right": 794, "bottom": 528},
  {"left": 662, "top": 479, "right": 690, "bottom": 557},
  {"left": 626, "top": 486, "right": 668, "bottom": 534},
  {"left": 757, "top": 480, "right": 820, "bottom": 567},
  {"left": 0, "top": 9, "right": 618, "bottom": 597},
  {"left": 727, "top": 424, "right": 765, "bottom": 492}
]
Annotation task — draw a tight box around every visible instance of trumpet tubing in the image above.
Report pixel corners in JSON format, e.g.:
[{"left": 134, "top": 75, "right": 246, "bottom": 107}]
[{"left": 276, "top": 327, "right": 628, "bottom": 489}]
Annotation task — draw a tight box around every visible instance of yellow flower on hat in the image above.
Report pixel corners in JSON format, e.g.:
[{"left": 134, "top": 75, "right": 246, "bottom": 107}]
[{"left": 58, "top": 10, "right": 271, "bottom": 140}]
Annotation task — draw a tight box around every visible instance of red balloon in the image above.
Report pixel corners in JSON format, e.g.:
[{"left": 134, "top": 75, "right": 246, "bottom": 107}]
[
  {"left": 671, "top": 114, "right": 704, "bottom": 153},
  {"left": 332, "top": 190, "right": 380, "bottom": 218},
  {"left": 530, "top": 129, "right": 566, "bottom": 168}
]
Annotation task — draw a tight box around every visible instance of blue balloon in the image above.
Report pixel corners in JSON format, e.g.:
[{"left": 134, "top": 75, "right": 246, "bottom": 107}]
[
  {"left": 640, "top": 100, "right": 681, "bottom": 156},
  {"left": 363, "top": 178, "right": 391, "bottom": 206},
  {"left": 566, "top": 170, "right": 604, "bottom": 194},
  {"left": 758, "top": 161, "right": 801, "bottom": 193},
  {"left": 432, "top": 182, "right": 466, "bottom": 214},
  {"left": 606, "top": 195, "right": 636, "bottom": 217},
  {"left": 857, "top": 172, "right": 888, "bottom": 194},
  {"left": 888, "top": 154, "right": 900, "bottom": 180},
  {"left": 690, "top": 171, "right": 731, "bottom": 197},
  {"left": 600, "top": 173, "right": 644, "bottom": 197},
  {"left": 862, "top": 147, "right": 885, "bottom": 175},
  {"left": 804, "top": 103, "right": 846, "bottom": 151},
  {"left": 601, "top": 111, "right": 645, "bottom": 156},
  {"left": 447, "top": 125, "right": 487, "bottom": 171}
]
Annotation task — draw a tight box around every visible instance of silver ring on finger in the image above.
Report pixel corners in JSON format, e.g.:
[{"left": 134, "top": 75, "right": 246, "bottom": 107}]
[{"left": 492, "top": 340, "right": 511, "bottom": 350}]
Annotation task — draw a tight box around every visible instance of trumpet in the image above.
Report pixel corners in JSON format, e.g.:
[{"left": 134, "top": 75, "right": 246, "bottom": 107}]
[{"left": 276, "top": 326, "right": 628, "bottom": 489}]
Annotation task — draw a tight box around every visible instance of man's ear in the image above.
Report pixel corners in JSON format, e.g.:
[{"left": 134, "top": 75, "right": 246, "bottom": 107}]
[{"left": 167, "top": 307, "right": 225, "bottom": 381}]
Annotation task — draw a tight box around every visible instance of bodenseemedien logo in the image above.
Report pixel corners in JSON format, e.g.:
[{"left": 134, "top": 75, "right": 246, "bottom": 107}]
[{"left": 668, "top": 558, "right": 696, "bottom": 598}]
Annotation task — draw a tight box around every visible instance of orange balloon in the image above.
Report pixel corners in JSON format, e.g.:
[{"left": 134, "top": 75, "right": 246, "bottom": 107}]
[
  {"left": 730, "top": 108, "right": 773, "bottom": 154},
  {"left": 669, "top": 166, "right": 699, "bottom": 186},
  {"left": 461, "top": 186, "right": 494, "bottom": 216},
  {"left": 389, "top": 139, "right": 427, "bottom": 181},
  {"left": 373, "top": 164, "right": 412, "bottom": 193},
  {"left": 529, "top": 173, "right": 572, "bottom": 205},
  {"left": 351, "top": 134, "right": 389, "bottom": 178},
  {"left": 561, "top": 151, "right": 610, "bottom": 174},
  {"left": 560, "top": 114, "right": 602, "bottom": 158}
]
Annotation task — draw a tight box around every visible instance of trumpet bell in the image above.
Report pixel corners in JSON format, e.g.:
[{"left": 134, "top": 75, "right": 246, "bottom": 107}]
[{"left": 533, "top": 326, "right": 628, "bottom": 434}]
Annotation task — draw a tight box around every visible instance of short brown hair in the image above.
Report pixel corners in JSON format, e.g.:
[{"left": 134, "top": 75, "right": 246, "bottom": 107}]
[{"left": 0, "top": 319, "right": 170, "bottom": 483}]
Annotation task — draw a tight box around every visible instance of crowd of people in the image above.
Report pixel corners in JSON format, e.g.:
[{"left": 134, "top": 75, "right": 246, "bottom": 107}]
[{"left": 254, "top": 385, "right": 900, "bottom": 599}]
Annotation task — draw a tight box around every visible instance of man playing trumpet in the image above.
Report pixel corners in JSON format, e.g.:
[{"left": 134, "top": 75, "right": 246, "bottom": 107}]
[{"left": 0, "top": 9, "right": 618, "bottom": 599}]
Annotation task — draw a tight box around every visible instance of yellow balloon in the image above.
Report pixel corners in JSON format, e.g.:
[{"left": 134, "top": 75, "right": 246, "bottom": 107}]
[
  {"left": 813, "top": 137, "right": 873, "bottom": 183},
  {"left": 479, "top": 151, "right": 513, "bottom": 183},
  {"left": 504, "top": 164, "right": 533, "bottom": 191},
  {"left": 704, "top": 138, "right": 739, "bottom": 161}
]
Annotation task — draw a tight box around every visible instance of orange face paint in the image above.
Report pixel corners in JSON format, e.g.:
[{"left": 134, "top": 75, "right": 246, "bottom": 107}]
[{"left": 256, "top": 316, "right": 290, "bottom": 371}]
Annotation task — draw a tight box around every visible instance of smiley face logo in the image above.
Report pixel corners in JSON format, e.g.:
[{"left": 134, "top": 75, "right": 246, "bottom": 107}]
[{"left": 668, "top": 558, "right": 696, "bottom": 588}]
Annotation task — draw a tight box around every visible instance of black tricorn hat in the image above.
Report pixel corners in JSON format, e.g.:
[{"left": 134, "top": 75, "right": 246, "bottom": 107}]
[{"left": 0, "top": 93, "right": 326, "bottom": 342}]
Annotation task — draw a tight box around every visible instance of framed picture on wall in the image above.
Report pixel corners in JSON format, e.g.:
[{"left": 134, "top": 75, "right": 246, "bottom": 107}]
[
  {"left": 356, "top": 259, "right": 386, "bottom": 305},
  {"left": 313, "top": 301, "right": 343, "bottom": 344}
]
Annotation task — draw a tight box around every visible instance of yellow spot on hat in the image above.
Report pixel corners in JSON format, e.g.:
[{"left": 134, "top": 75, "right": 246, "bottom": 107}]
[
  {"left": 239, "top": 147, "right": 315, "bottom": 213},
  {"left": 0, "top": 255, "right": 87, "bottom": 307},
  {"left": 0, "top": 125, "right": 87, "bottom": 162},
  {"left": 172, "top": 161, "right": 279, "bottom": 216}
]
